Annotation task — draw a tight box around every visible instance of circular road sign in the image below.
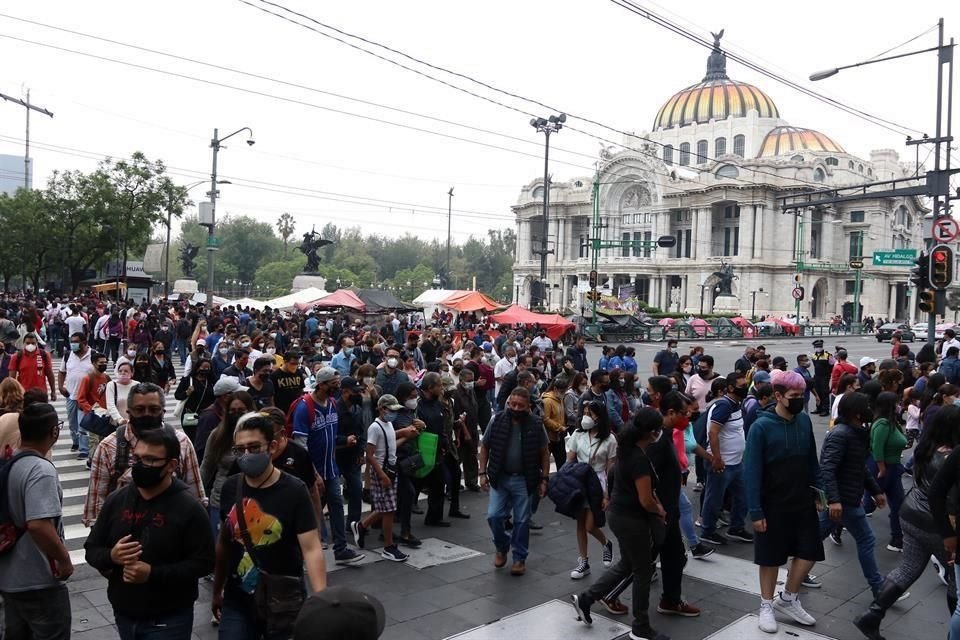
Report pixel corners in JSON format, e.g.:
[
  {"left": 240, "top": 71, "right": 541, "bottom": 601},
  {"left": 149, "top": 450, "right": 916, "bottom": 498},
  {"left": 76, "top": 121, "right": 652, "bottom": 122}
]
[
  {"left": 933, "top": 217, "right": 960, "bottom": 243},
  {"left": 792, "top": 286, "right": 804, "bottom": 301}
]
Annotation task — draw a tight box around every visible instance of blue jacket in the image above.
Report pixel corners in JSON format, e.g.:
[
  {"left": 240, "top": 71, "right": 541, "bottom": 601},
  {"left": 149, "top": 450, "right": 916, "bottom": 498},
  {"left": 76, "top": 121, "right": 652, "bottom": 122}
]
[
  {"left": 546, "top": 462, "right": 606, "bottom": 526},
  {"left": 941, "top": 356, "right": 960, "bottom": 385},
  {"left": 329, "top": 350, "right": 356, "bottom": 377},
  {"left": 743, "top": 408, "right": 822, "bottom": 521}
]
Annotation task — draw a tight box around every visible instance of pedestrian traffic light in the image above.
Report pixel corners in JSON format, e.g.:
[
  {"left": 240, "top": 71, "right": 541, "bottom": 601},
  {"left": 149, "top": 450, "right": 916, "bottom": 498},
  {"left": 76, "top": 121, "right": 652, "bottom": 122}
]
[
  {"left": 929, "top": 244, "right": 954, "bottom": 289},
  {"left": 910, "top": 251, "right": 928, "bottom": 288},
  {"left": 918, "top": 289, "right": 935, "bottom": 313}
]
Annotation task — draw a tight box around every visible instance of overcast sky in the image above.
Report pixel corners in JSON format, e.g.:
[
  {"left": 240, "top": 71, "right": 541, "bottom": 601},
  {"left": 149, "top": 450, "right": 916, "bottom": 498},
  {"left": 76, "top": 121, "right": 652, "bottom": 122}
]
[{"left": 1, "top": 0, "right": 957, "bottom": 246}]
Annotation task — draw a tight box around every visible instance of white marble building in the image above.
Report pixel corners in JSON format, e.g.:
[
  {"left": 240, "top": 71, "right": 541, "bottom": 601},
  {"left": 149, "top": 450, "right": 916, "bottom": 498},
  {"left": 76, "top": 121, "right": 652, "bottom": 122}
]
[{"left": 512, "top": 37, "right": 926, "bottom": 322}]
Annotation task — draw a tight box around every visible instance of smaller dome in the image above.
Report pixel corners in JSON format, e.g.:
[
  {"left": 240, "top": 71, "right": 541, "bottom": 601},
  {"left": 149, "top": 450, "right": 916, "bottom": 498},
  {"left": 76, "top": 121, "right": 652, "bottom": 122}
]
[{"left": 757, "top": 126, "right": 844, "bottom": 157}]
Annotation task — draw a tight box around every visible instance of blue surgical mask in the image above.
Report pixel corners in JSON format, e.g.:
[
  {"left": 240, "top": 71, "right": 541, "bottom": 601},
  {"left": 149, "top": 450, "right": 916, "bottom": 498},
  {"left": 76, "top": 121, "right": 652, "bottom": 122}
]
[
  {"left": 70, "top": 343, "right": 81, "bottom": 353},
  {"left": 384, "top": 411, "right": 398, "bottom": 423}
]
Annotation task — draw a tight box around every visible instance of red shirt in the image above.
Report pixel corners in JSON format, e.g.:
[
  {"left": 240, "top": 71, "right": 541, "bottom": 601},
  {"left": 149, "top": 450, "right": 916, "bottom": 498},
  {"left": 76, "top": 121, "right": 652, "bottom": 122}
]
[
  {"left": 830, "top": 360, "right": 858, "bottom": 394},
  {"left": 10, "top": 349, "right": 52, "bottom": 392}
]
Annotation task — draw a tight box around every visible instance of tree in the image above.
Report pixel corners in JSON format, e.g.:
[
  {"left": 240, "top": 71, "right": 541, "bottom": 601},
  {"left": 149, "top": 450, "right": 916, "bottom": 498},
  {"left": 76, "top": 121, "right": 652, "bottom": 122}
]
[
  {"left": 215, "top": 215, "right": 284, "bottom": 282},
  {"left": 277, "top": 212, "right": 296, "bottom": 257},
  {"left": 255, "top": 254, "right": 306, "bottom": 297}
]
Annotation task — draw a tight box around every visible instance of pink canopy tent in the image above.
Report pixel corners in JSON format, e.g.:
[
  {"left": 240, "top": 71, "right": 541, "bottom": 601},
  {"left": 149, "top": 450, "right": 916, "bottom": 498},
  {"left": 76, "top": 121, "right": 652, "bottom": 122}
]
[
  {"left": 488, "top": 305, "right": 575, "bottom": 341},
  {"left": 658, "top": 317, "right": 677, "bottom": 327},
  {"left": 294, "top": 289, "right": 366, "bottom": 312},
  {"left": 689, "top": 318, "right": 711, "bottom": 336}
]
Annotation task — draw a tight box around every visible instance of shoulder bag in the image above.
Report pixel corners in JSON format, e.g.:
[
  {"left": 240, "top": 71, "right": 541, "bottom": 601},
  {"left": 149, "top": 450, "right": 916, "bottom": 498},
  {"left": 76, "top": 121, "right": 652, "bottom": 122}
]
[
  {"left": 80, "top": 377, "right": 116, "bottom": 438},
  {"left": 234, "top": 482, "right": 305, "bottom": 636}
]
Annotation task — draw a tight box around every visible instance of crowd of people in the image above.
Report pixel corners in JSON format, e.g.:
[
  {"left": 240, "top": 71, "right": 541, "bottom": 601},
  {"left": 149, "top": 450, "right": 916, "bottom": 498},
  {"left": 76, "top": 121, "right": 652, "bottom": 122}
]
[{"left": 1, "top": 293, "right": 960, "bottom": 640}]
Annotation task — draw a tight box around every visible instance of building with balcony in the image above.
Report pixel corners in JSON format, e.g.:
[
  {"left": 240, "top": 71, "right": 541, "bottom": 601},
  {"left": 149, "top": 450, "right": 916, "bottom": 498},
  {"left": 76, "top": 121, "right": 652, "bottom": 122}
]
[{"left": 512, "top": 35, "right": 926, "bottom": 322}]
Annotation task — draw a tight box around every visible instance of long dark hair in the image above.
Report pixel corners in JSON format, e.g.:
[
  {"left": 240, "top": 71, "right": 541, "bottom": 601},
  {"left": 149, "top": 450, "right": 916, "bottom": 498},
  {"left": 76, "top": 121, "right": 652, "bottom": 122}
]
[
  {"left": 921, "top": 373, "right": 947, "bottom": 414},
  {"left": 914, "top": 405, "right": 960, "bottom": 482},
  {"left": 616, "top": 407, "right": 662, "bottom": 458},
  {"left": 206, "top": 391, "right": 256, "bottom": 465},
  {"left": 872, "top": 391, "right": 900, "bottom": 430},
  {"left": 583, "top": 400, "right": 611, "bottom": 443}
]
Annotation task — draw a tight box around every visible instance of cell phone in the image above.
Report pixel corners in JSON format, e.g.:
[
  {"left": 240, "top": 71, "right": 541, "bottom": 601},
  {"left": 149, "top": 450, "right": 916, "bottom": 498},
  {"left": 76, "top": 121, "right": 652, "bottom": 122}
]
[{"left": 810, "top": 485, "right": 828, "bottom": 512}]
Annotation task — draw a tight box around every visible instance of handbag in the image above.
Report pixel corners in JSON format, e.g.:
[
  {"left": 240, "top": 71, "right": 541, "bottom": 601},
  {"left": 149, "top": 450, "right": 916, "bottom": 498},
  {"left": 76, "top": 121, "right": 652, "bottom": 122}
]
[
  {"left": 413, "top": 431, "right": 439, "bottom": 479},
  {"left": 80, "top": 379, "right": 118, "bottom": 438},
  {"left": 234, "top": 483, "right": 304, "bottom": 635}
]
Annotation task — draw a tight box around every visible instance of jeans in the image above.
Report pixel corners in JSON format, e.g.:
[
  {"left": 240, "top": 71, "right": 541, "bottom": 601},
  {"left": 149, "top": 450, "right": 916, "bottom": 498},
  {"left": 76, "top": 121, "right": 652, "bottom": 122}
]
[
  {"left": 700, "top": 463, "right": 747, "bottom": 535},
  {"left": 487, "top": 474, "right": 532, "bottom": 561},
  {"left": 209, "top": 506, "right": 221, "bottom": 540},
  {"left": 819, "top": 505, "right": 882, "bottom": 593},
  {"left": 107, "top": 337, "right": 121, "bottom": 363},
  {"left": 678, "top": 491, "right": 700, "bottom": 548},
  {"left": 115, "top": 608, "right": 193, "bottom": 640},
  {"left": 1, "top": 585, "right": 71, "bottom": 640},
  {"left": 339, "top": 462, "right": 363, "bottom": 527},
  {"left": 321, "top": 475, "right": 347, "bottom": 554},
  {"left": 219, "top": 602, "right": 290, "bottom": 640},
  {"left": 173, "top": 337, "right": 188, "bottom": 366},
  {"left": 65, "top": 397, "right": 86, "bottom": 454},
  {"left": 867, "top": 459, "right": 905, "bottom": 543},
  {"left": 951, "top": 564, "right": 960, "bottom": 640}
]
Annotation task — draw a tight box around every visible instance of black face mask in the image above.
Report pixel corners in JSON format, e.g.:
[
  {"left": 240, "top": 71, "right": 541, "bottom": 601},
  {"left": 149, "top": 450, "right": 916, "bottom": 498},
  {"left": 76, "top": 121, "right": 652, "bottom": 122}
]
[
  {"left": 732, "top": 386, "right": 749, "bottom": 399},
  {"left": 96, "top": 364, "right": 108, "bottom": 373},
  {"left": 132, "top": 461, "right": 168, "bottom": 489},
  {"left": 785, "top": 397, "right": 805, "bottom": 416},
  {"left": 129, "top": 414, "right": 164, "bottom": 436},
  {"left": 508, "top": 408, "right": 527, "bottom": 420}
]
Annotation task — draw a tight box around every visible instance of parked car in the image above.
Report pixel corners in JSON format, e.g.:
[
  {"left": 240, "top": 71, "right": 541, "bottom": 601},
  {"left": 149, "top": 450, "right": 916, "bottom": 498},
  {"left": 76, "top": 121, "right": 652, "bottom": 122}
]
[
  {"left": 911, "top": 323, "right": 929, "bottom": 341},
  {"left": 876, "top": 323, "right": 915, "bottom": 342}
]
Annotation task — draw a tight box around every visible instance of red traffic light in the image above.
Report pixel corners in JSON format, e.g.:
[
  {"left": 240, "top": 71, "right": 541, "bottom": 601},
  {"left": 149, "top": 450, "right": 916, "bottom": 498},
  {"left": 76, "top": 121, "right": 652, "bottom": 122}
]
[{"left": 934, "top": 250, "right": 948, "bottom": 263}]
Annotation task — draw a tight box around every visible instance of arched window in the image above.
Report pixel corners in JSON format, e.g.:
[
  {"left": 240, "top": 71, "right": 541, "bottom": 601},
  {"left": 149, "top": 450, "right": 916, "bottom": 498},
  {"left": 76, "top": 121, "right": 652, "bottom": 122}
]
[
  {"left": 679, "top": 142, "right": 691, "bottom": 166},
  {"left": 825, "top": 157, "right": 839, "bottom": 166},
  {"left": 716, "top": 164, "right": 739, "bottom": 179},
  {"left": 814, "top": 168, "right": 826, "bottom": 182},
  {"left": 715, "top": 137, "right": 727, "bottom": 157},
  {"left": 848, "top": 160, "right": 855, "bottom": 170},
  {"left": 532, "top": 186, "right": 544, "bottom": 200},
  {"left": 696, "top": 139, "right": 708, "bottom": 164},
  {"left": 574, "top": 180, "right": 583, "bottom": 188},
  {"left": 733, "top": 135, "right": 745, "bottom": 157},
  {"left": 858, "top": 164, "right": 864, "bottom": 173},
  {"left": 867, "top": 168, "right": 873, "bottom": 176},
  {"left": 663, "top": 145, "right": 674, "bottom": 165}
]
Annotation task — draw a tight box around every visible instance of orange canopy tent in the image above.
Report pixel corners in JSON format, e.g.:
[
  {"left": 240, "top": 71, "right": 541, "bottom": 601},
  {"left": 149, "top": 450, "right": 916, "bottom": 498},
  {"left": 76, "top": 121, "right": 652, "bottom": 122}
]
[
  {"left": 294, "top": 289, "right": 366, "bottom": 312},
  {"left": 440, "top": 290, "right": 500, "bottom": 313},
  {"left": 488, "top": 304, "right": 575, "bottom": 341}
]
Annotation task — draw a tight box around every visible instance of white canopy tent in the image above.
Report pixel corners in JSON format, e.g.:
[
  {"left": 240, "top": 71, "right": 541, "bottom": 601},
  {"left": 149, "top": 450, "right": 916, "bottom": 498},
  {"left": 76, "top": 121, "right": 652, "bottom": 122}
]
[
  {"left": 264, "top": 287, "right": 329, "bottom": 311},
  {"left": 230, "top": 297, "right": 267, "bottom": 310},
  {"left": 412, "top": 289, "right": 460, "bottom": 319}
]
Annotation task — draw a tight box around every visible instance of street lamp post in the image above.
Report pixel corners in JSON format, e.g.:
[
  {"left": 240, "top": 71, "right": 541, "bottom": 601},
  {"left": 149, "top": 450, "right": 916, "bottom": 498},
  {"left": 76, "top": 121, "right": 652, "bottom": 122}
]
[
  {"left": 530, "top": 113, "right": 566, "bottom": 307},
  {"left": 205, "top": 126, "right": 254, "bottom": 304},
  {"left": 446, "top": 187, "right": 454, "bottom": 280},
  {"left": 750, "top": 288, "right": 766, "bottom": 321}
]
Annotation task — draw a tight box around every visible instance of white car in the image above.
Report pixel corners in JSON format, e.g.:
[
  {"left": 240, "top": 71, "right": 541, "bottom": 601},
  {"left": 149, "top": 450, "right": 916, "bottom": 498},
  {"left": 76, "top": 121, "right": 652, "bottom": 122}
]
[{"left": 911, "top": 323, "right": 929, "bottom": 341}]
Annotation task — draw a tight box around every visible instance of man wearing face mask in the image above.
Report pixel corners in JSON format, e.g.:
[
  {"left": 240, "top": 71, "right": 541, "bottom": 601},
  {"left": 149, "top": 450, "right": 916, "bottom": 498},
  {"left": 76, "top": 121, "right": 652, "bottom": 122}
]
[
  {"left": 85, "top": 426, "right": 215, "bottom": 638},
  {"left": 222, "top": 348, "right": 253, "bottom": 385},
  {"left": 700, "top": 372, "right": 753, "bottom": 547},
  {"left": 494, "top": 347, "right": 517, "bottom": 398},
  {"left": 58, "top": 332, "right": 93, "bottom": 457},
  {"left": 375, "top": 347, "right": 410, "bottom": 397},
  {"left": 245, "top": 356, "right": 276, "bottom": 409},
  {"left": 652, "top": 340, "right": 680, "bottom": 377},
  {"left": 9, "top": 332, "right": 56, "bottom": 399},
  {"left": 565, "top": 335, "right": 589, "bottom": 373},
  {"left": 810, "top": 340, "right": 834, "bottom": 417},
  {"left": 496, "top": 355, "right": 532, "bottom": 412},
  {"left": 452, "top": 368, "right": 481, "bottom": 492},
  {"left": 743, "top": 370, "right": 824, "bottom": 633},
  {"left": 792, "top": 354, "right": 817, "bottom": 415},
  {"left": 330, "top": 337, "right": 357, "bottom": 378},
  {"left": 83, "top": 383, "right": 206, "bottom": 527},
  {"left": 293, "top": 367, "right": 364, "bottom": 565},
  {"left": 416, "top": 372, "right": 452, "bottom": 527},
  {"left": 336, "top": 378, "right": 367, "bottom": 534}
]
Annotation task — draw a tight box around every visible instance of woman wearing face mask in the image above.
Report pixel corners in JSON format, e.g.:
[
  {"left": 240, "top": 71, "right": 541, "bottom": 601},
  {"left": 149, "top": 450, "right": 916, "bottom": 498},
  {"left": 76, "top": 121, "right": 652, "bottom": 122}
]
[
  {"left": 566, "top": 401, "right": 617, "bottom": 580},
  {"left": 675, "top": 356, "right": 694, "bottom": 389},
  {"left": 212, "top": 339, "right": 234, "bottom": 378},
  {"left": 572, "top": 408, "right": 667, "bottom": 640},
  {"left": 107, "top": 362, "right": 139, "bottom": 427},
  {"left": 200, "top": 391, "right": 255, "bottom": 533},
  {"left": 564, "top": 372, "right": 588, "bottom": 435},
  {"left": 866, "top": 392, "right": 909, "bottom": 552},
  {"left": 174, "top": 358, "right": 217, "bottom": 442},
  {"left": 190, "top": 319, "right": 208, "bottom": 351},
  {"left": 114, "top": 341, "right": 139, "bottom": 375},
  {"left": 133, "top": 351, "right": 155, "bottom": 387},
  {"left": 605, "top": 369, "right": 630, "bottom": 431},
  {"left": 149, "top": 341, "right": 176, "bottom": 393}
]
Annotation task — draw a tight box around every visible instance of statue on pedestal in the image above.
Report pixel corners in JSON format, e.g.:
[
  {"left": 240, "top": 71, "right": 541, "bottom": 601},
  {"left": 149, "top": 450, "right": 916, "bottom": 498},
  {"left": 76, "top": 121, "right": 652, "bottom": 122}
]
[
  {"left": 711, "top": 261, "right": 738, "bottom": 296},
  {"left": 298, "top": 228, "right": 333, "bottom": 274},
  {"left": 179, "top": 243, "right": 199, "bottom": 279}
]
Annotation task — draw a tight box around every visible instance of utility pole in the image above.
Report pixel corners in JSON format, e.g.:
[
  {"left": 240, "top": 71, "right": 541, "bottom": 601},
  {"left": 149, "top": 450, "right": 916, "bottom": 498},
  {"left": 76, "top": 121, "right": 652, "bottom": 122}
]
[
  {"left": 446, "top": 187, "right": 454, "bottom": 283},
  {"left": 0, "top": 89, "right": 53, "bottom": 189},
  {"left": 530, "top": 114, "right": 565, "bottom": 307}
]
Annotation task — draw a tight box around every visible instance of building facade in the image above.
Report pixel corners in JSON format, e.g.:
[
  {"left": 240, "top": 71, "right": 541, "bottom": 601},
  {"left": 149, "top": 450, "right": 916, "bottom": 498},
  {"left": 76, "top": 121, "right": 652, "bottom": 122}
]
[
  {"left": 0, "top": 153, "right": 29, "bottom": 195},
  {"left": 512, "top": 36, "right": 926, "bottom": 323}
]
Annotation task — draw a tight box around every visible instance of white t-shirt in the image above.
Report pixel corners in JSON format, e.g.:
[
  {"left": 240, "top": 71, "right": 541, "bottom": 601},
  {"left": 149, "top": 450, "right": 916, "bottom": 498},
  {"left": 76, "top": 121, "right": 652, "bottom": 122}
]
[
  {"left": 566, "top": 429, "right": 617, "bottom": 478},
  {"left": 831, "top": 393, "right": 844, "bottom": 421},
  {"left": 942, "top": 338, "right": 960, "bottom": 359},
  {"left": 367, "top": 418, "right": 397, "bottom": 466},
  {"left": 65, "top": 315, "right": 86, "bottom": 338},
  {"left": 706, "top": 397, "right": 746, "bottom": 465},
  {"left": 59, "top": 349, "right": 93, "bottom": 396},
  {"left": 494, "top": 358, "right": 516, "bottom": 396}
]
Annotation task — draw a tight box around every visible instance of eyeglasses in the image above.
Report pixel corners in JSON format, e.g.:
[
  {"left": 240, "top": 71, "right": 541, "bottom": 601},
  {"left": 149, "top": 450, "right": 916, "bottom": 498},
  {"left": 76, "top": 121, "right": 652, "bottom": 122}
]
[
  {"left": 131, "top": 454, "right": 170, "bottom": 467},
  {"left": 232, "top": 442, "right": 270, "bottom": 456}
]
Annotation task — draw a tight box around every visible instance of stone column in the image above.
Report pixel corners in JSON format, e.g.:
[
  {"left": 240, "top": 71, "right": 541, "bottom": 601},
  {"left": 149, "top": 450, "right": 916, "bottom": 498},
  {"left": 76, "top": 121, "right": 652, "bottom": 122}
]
[
  {"left": 698, "top": 207, "right": 713, "bottom": 259},
  {"left": 517, "top": 219, "right": 529, "bottom": 261},
  {"left": 556, "top": 217, "right": 565, "bottom": 262},
  {"left": 691, "top": 209, "right": 700, "bottom": 259},
  {"left": 740, "top": 203, "right": 755, "bottom": 259},
  {"left": 887, "top": 283, "right": 896, "bottom": 320},
  {"left": 821, "top": 211, "right": 835, "bottom": 262},
  {"left": 804, "top": 208, "right": 814, "bottom": 262},
  {"left": 753, "top": 204, "right": 764, "bottom": 259}
]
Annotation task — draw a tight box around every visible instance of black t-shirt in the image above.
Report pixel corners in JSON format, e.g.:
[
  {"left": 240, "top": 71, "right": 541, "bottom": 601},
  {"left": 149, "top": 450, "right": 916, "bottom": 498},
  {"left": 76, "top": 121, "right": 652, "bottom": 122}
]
[
  {"left": 610, "top": 447, "right": 657, "bottom": 517},
  {"left": 645, "top": 432, "right": 681, "bottom": 518},
  {"left": 247, "top": 378, "right": 276, "bottom": 409},
  {"left": 228, "top": 441, "right": 316, "bottom": 489},
  {"left": 272, "top": 369, "right": 306, "bottom": 414},
  {"left": 218, "top": 472, "right": 317, "bottom": 605}
]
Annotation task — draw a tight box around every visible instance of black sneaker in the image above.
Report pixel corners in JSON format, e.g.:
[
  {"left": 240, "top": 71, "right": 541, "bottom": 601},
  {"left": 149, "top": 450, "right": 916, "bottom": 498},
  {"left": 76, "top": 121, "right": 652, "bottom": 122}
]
[
  {"left": 529, "top": 520, "right": 543, "bottom": 530},
  {"left": 70, "top": 445, "right": 79, "bottom": 452},
  {"left": 700, "top": 531, "right": 728, "bottom": 546},
  {"left": 397, "top": 534, "right": 422, "bottom": 548},
  {"left": 801, "top": 574, "right": 822, "bottom": 589},
  {"left": 381, "top": 545, "right": 409, "bottom": 562},
  {"left": 334, "top": 548, "right": 365, "bottom": 565},
  {"left": 830, "top": 529, "right": 843, "bottom": 546},
  {"left": 571, "top": 594, "right": 593, "bottom": 625},
  {"left": 350, "top": 520, "right": 366, "bottom": 549},
  {"left": 690, "top": 543, "right": 715, "bottom": 559},
  {"left": 727, "top": 528, "right": 754, "bottom": 543}
]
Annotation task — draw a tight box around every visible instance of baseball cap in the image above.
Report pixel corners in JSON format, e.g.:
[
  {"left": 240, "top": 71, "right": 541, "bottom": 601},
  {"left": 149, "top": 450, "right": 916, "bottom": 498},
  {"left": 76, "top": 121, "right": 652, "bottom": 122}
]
[
  {"left": 196, "top": 338, "right": 206, "bottom": 346},
  {"left": 859, "top": 356, "right": 877, "bottom": 369},
  {"left": 771, "top": 356, "right": 787, "bottom": 367},
  {"left": 341, "top": 376, "right": 362, "bottom": 393},
  {"left": 482, "top": 341, "right": 493, "bottom": 352},
  {"left": 315, "top": 367, "right": 339, "bottom": 383},
  {"left": 752, "top": 370, "right": 771, "bottom": 384},
  {"left": 377, "top": 394, "right": 403, "bottom": 410},
  {"left": 213, "top": 377, "right": 248, "bottom": 397},
  {"left": 294, "top": 587, "right": 385, "bottom": 640}
]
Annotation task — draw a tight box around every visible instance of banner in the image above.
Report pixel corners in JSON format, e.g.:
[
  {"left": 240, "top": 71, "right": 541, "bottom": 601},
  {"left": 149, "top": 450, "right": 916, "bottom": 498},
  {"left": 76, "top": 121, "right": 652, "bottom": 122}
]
[{"left": 143, "top": 244, "right": 165, "bottom": 274}]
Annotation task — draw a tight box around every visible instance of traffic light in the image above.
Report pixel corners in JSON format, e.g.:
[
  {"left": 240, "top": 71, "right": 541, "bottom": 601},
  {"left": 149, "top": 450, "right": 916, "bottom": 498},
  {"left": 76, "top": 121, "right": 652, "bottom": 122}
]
[
  {"left": 918, "top": 289, "right": 935, "bottom": 313},
  {"left": 586, "top": 290, "right": 601, "bottom": 302},
  {"left": 929, "top": 244, "right": 954, "bottom": 289},
  {"left": 588, "top": 270, "right": 598, "bottom": 289},
  {"left": 911, "top": 251, "right": 928, "bottom": 288}
]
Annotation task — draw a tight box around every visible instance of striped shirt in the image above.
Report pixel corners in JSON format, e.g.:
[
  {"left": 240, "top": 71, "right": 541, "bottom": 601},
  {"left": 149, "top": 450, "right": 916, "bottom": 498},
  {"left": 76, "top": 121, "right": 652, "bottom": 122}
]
[
  {"left": 293, "top": 396, "right": 339, "bottom": 480},
  {"left": 82, "top": 424, "right": 205, "bottom": 526}
]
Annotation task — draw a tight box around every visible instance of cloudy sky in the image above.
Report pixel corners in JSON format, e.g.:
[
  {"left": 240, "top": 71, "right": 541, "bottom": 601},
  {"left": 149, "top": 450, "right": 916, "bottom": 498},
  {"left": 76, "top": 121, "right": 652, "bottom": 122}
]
[{"left": 1, "top": 0, "right": 957, "bottom": 244}]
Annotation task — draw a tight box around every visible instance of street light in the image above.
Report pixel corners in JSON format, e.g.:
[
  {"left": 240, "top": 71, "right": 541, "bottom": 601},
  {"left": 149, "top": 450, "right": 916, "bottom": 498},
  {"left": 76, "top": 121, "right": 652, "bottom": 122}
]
[
  {"left": 446, "top": 187, "right": 454, "bottom": 281},
  {"left": 204, "top": 126, "right": 254, "bottom": 303},
  {"left": 530, "top": 113, "right": 566, "bottom": 307},
  {"left": 168, "top": 179, "right": 230, "bottom": 297},
  {"left": 750, "top": 288, "right": 768, "bottom": 322}
]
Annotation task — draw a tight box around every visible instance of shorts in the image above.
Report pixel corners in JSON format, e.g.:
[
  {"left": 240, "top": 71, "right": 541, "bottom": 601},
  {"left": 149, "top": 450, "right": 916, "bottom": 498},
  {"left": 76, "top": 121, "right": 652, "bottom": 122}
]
[
  {"left": 371, "top": 469, "right": 398, "bottom": 513},
  {"left": 753, "top": 507, "right": 825, "bottom": 567}
]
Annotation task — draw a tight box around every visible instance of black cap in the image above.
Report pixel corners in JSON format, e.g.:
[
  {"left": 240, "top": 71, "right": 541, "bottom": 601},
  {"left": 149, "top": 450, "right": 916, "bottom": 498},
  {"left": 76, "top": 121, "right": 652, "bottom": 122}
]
[
  {"left": 812, "top": 339, "right": 824, "bottom": 347},
  {"left": 341, "top": 377, "right": 362, "bottom": 393}
]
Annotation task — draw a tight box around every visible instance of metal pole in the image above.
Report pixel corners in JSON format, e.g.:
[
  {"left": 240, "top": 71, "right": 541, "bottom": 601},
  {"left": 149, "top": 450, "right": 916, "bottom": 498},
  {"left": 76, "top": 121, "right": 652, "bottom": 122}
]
[
  {"left": 751, "top": 290, "right": 757, "bottom": 321},
  {"left": 928, "top": 18, "right": 945, "bottom": 346},
  {"left": 795, "top": 212, "right": 803, "bottom": 323},
  {"left": 446, "top": 187, "right": 454, "bottom": 282},
  {"left": 163, "top": 207, "right": 172, "bottom": 298},
  {"left": 590, "top": 176, "right": 600, "bottom": 324},
  {"left": 207, "top": 128, "right": 219, "bottom": 306},
  {"left": 699, "top": 285, "right": 705, "bottom": 317},
  {"left": 24, "top": 89, "right": 29, "bottom": 190},
  {"left": 853, "top": 231, "right": 863, "bottom": 330},
  {"left": 540, "top": 130, "right": 551, "bottom": 307}
]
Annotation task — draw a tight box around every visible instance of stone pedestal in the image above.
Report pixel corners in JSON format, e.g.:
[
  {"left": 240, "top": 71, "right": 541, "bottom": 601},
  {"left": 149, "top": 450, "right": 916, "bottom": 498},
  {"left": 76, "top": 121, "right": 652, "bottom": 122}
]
[
  {"left": 292, "top": 274, "right": 327, "bottom": 292},
  {"left": 172, "top": 279, "right": 199, "bottom": 295},
  {"left": 712, "top": 295, "right": 741, "bottom": 315}
]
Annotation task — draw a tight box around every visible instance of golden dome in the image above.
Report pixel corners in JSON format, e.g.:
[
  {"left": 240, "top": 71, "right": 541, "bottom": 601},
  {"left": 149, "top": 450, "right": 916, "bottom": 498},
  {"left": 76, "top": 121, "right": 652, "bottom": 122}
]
[
  {"left": 757, "top": 126, "right": 844, "bottom": 157},
  {"left": 653, "top": 36, "right": 779, "bottom": 130}
]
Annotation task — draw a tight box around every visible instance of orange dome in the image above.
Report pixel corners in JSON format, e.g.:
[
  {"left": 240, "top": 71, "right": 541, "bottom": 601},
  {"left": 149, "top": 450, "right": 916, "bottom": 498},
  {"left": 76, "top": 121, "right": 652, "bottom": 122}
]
[
  {"left": 654, "top": 79, "right": 779, "bottom": 130},
  {"left": 757, "top": 126, "right": 844, "bottom": 157}
]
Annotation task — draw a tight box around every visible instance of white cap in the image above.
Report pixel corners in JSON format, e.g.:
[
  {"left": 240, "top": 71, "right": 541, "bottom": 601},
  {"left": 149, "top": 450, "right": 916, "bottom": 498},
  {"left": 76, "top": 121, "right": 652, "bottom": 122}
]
[{"left": 859, "top": 356, "right": 877, "bottom": 369}]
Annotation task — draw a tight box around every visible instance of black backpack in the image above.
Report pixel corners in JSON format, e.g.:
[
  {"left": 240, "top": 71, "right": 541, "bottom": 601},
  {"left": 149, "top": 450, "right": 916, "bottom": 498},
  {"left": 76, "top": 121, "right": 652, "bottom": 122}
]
[{"left": 0, "top": 450, "right": 45, "bottom": 555}]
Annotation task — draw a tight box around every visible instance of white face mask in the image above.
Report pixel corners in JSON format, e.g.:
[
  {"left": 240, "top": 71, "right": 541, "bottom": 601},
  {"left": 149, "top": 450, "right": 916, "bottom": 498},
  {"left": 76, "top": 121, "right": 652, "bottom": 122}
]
[
  {"left": 218, "top": 347, "right": 229, "bottom": 355},
  {"left": 24, "top": 344, "right": 36, "bottom": 353},
  {"left": 464, "top": 381, "right": 475, "bottom": 390},
  {"left": 364, "top": 376, "right": 375, "bottom": 387},
  {"left": 580, "top": 416, "right": 596, "bottom": 430},
  {"left": 404, "top": 398, "right": 418, "bottom": 410},
  {"left": 240, "top": 341, "right": 251, "bottom": 348},
  {"left": 265, "top": 348, "right": 276, "bottom": 356},
  {"left": 325, "top": 346, "right": 335, "bottom": 354},
  {"left": 579, "top": 385, "right": 588, "bottom": 394},
  {"left": 127, "top": 349, "right": 137, "bottom": 358},
  {"left": 387, "top": 357, "right": 400, "bottom": 369}
]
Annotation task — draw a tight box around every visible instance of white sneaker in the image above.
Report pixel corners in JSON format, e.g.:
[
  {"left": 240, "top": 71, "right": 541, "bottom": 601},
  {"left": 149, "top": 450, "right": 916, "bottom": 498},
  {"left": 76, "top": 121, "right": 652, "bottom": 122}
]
[
  {"left": 570, "top": 557, "right": 591, "bottom": 580},
  {"left": 758, "top": 603, "right": 777, "bottom": 633},
  {"left": 774, "top": 594, "right": 816, "bottom": 626}
]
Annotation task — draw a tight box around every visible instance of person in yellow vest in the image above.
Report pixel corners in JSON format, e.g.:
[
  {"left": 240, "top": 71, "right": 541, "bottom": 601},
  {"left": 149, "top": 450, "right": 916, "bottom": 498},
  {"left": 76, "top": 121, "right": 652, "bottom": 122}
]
[{"left": 810, "top": 340, "right": 834, "bottom": 417}]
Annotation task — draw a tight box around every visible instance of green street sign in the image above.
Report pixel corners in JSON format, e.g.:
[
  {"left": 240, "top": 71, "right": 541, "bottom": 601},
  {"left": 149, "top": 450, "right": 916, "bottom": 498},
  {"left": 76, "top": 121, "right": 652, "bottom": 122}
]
[
  {"left": 206, "top": 236, "right": 221, "bottom": 249},
  {"left": 872, "top": 248, "right": 916, "bottom": 267}
]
